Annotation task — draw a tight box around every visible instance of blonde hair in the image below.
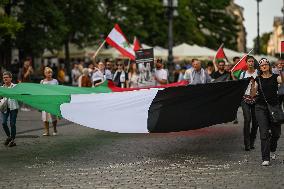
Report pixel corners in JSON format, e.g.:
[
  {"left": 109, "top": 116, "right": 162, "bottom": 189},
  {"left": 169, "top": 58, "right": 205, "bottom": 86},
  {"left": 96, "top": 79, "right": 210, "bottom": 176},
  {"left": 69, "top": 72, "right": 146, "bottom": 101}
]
[{"left": 44, "top": 67, "right": 53, "bottom": 74}]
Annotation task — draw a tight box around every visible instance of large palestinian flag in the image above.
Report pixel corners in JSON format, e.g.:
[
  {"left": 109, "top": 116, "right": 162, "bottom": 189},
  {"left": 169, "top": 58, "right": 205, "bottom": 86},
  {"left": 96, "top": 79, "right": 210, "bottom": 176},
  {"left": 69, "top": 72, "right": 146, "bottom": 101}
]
[{"left": 0, "top": 80, "right": 248, "bottom": 133}]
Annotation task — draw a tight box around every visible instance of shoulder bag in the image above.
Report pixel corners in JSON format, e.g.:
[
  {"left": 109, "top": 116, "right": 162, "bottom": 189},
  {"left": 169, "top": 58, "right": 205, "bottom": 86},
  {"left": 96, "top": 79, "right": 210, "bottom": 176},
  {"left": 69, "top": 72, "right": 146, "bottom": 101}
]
[{"left": 258, "top": 77, "right": 284, "bottom": 124}]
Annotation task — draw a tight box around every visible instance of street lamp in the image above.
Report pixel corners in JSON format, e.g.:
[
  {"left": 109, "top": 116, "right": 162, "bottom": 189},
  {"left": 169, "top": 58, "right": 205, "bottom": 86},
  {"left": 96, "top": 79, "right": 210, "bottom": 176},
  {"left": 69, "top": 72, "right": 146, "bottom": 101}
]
[
  {"left": 256, "top": 0, "right": 262, "bottom": 54},
  {"left": 163, "top": 0, "right": 178, "bottom": 82}
]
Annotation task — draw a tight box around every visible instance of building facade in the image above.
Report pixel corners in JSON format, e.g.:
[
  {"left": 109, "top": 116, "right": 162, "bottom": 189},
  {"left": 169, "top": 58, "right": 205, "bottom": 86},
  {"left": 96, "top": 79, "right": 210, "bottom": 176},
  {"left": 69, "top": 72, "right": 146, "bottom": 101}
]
[
  {"left": 226, "top": 1, "right": 247, "bottom": 52},
  {"left": 267, "top": 17, "right": 284, "bottom": 56}
]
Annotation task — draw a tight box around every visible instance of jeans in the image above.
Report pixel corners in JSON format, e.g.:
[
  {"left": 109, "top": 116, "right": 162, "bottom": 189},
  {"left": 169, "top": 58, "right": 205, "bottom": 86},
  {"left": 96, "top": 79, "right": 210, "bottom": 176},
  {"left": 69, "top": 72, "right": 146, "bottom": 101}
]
[
  {"left": 255, "top": 104, "right": 281, "bottom": 161},
  {"left": 2, "top": 109, "right": 18, "bottom": 139},
  {"left": 241, "top": 101, "right": 258, "bottom": 148}
]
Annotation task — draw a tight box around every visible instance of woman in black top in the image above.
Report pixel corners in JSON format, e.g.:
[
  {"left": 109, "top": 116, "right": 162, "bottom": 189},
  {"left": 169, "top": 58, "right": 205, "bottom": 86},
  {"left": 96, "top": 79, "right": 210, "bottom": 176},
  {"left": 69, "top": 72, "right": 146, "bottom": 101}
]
[{"left": 251, "top": 58, "right": 284, "bottom": 166}]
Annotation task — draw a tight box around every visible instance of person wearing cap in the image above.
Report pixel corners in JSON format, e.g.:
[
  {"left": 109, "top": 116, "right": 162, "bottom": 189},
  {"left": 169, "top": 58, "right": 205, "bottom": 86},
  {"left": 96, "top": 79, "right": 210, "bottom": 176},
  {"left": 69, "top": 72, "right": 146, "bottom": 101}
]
[
  {"left": 184, "top": 59, "right": 211, "bottom": 85},
  {"left": 250, "top": 58, "right": 284, "bottom": 166},
  {"left": 153, "top": 58, "right": 168, "bottom": 86}
]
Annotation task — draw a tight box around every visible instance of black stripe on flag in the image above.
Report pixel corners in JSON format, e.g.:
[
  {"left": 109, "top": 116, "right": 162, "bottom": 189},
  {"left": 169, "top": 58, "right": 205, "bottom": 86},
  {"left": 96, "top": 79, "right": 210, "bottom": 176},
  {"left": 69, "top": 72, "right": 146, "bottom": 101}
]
[{"left": 147, "top": 80, "right": 249, "bottom": 133}]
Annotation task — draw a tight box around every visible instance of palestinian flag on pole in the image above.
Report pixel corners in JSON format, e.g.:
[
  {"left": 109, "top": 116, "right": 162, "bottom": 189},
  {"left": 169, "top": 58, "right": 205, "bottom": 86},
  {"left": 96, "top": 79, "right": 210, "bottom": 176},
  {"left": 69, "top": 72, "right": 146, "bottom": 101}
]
[
  {"left": 214, "top": 44, "right": 227, "bottom": 64},
  {"left": 133, "top": 36, "right": 141, "bottom": 51},
  {"left": 0, "top": 80, "right": 248, "bottom": 133},
  {"left": 231, "top": 49, "right": 253, "bottom": 79},
  {"left": 106, "top": 24, "right": 135, "bottom": 60}
]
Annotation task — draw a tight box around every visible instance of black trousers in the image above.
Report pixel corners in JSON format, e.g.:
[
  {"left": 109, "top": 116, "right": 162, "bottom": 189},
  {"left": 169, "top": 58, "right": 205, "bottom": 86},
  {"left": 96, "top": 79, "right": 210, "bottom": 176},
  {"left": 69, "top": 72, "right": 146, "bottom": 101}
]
[
  {"left": 279, "top": 94, "right": 284, "bottom": 108},
  {"left": 241, "top": 101, "right": 258, "bottom": 148},
  {"left": 255, "top": 104, "right": 281, "bottom": 161}
]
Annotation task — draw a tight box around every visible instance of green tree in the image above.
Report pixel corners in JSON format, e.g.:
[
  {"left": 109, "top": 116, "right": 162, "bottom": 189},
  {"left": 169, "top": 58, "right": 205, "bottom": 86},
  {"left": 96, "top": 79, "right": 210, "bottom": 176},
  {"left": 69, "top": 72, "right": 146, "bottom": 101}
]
[
  {"left": 0, "top": 1, "right": 23, "bottom": 68},
  {"left": 189, "top": 0, "right": 239, "bottom": 50},
  {"left": 253, "top": 32, "right": 271, "bottom": 55},
  {"left": 54, "top": 0, "right": 103, "bottom": 70}
]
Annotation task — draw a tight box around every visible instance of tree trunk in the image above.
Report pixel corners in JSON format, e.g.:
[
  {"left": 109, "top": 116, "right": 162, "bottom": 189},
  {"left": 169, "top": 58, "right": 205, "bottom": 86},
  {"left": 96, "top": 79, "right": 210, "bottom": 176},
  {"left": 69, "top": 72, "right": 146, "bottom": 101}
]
[{"left": 64, "top": 40, "right": 71, "bottom": 84}]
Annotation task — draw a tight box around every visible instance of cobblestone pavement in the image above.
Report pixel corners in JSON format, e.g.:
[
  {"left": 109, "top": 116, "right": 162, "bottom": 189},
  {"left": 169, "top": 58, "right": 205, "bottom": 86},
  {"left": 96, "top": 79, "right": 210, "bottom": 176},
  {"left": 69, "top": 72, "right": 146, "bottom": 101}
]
[{"left": 0, "top": 109, "right": 284, "bottom": 189}]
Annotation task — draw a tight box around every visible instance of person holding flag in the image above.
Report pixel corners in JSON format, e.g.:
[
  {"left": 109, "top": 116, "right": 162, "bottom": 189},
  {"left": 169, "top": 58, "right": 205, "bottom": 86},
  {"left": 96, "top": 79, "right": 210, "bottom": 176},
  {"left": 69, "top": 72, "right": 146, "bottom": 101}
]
[
  {"left": 212, "top": 44, "right": 231, "bottom": 82},
  {"left": 239, "top": 55, "right": 259, "bottom": 151}
]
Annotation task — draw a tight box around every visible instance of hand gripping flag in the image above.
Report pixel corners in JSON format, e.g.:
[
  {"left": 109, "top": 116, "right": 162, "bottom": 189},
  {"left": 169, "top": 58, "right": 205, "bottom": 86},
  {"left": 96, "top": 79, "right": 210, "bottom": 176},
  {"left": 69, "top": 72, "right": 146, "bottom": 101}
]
[{"left": 106, "top": 24, "right": 135, "bottom": 60}]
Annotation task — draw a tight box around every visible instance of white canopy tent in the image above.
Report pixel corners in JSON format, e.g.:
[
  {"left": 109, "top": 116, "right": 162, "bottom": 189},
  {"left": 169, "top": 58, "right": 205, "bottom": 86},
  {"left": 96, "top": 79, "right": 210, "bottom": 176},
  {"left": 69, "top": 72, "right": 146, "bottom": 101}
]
[
  {"left": 173, "top": 43, "right": 215, "bottom": 59},
  {"left": 223, "top": 48, "right": 243, "bottom": 59}
]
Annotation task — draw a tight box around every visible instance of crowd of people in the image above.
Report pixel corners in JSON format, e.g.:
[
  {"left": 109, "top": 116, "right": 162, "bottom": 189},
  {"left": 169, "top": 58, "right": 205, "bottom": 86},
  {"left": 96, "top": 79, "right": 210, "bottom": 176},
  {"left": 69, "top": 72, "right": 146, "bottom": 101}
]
[{"left": 1, "top": 56, "right": 284, "bottom": 167}]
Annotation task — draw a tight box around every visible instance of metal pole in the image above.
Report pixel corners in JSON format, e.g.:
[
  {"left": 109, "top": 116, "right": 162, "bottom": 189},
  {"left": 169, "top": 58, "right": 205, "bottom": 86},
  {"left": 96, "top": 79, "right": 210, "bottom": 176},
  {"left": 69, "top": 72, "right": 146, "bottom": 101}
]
[
  {"left": 256, "top": 0, "right": 261, "bottom": 54},
  {"left": 168, "top": 0, "right": 174, "bottom": 81}
]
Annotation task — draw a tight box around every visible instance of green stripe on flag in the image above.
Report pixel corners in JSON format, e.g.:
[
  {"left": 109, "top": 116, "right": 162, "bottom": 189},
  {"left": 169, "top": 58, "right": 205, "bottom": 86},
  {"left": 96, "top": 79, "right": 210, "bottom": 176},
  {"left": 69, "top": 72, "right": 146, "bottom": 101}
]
[
  {"left": 233, "top": 70, "right": 242, "bottom": 79},
  {"left": 0, "top": 81, "right": 112, "bottom": 117}
]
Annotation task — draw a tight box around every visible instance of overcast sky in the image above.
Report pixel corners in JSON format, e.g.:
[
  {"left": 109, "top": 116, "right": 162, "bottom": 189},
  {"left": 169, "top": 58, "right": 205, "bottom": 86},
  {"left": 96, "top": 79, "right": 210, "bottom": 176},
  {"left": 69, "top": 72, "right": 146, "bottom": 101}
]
[{"left": 235, "top": 0, "right": 283, "bottom": 49}]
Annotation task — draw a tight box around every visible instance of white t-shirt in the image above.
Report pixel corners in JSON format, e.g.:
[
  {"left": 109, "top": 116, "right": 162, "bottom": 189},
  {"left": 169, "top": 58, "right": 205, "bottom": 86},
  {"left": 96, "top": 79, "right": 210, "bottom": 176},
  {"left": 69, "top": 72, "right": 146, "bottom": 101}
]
[
  {"left": 239, "top": 70, "right": 258, "bottom": 95},
  {"left": 71, "top": 68, "right": 81, "bottom": 86},
  {"left": 41, "top": 79, "right": 59, "bottom": 85},
  {"left": 154, "top": 69, "right": 168, "bottom": 86}
]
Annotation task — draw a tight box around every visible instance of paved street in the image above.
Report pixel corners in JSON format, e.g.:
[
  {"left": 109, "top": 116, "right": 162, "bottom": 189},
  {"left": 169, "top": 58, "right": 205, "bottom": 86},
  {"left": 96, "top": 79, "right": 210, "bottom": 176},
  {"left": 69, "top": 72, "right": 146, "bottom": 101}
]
[{"left": 0, "top": 109, "right": 284, "bottom": 189}]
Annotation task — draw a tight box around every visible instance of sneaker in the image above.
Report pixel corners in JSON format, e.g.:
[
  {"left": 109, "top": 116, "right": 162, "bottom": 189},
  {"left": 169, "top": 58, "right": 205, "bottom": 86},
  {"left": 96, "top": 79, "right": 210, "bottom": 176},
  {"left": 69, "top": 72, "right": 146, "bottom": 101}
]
[
  {"left": 42, "top": 133, "right": 50, "bottom": 136},
  {"left": 271, "top": 153, "right": 277, "bottom": 160},
  {"left": 52, "top": 132, "right": 58, "bottom": 136},
  {"left": 20, "top": 107, "right": 30, "bottom": 112},
  {"left": 3, "top": 137, "right": 12, "bottom": 146},
  {"left": 7, "top": 140, "right": 16, "bottom": 147},
  {"left": 261, "top": 161, "right": 270, "bottom": 166}
]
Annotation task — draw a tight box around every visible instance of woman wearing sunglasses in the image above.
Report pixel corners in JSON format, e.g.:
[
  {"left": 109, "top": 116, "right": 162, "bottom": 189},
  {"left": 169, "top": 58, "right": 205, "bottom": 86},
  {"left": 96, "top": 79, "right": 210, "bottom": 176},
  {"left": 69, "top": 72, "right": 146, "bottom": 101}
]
[{"left": 251, "top": 58, "right": 284, "bottom": 166}]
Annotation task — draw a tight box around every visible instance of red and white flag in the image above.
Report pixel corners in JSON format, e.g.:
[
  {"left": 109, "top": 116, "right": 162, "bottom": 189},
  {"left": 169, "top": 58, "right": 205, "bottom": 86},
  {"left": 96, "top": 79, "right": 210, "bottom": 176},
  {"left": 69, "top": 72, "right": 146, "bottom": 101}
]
[
  {"left": 133, "top": 36, "right": 141, "bottom": 51},
  {"left": 106, "top": 24, "right": 135, "bottom": 60}
]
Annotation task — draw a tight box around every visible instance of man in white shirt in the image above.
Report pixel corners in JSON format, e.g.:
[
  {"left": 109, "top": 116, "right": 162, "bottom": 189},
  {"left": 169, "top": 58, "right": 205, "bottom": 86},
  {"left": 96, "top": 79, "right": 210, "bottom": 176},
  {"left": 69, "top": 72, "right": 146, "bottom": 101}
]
[
  {"left": 154, "top": 59, "right": 168, "bottom": 86},
  {"left": 184, "top": 59, "right": 211, "bottom": 85},
  {"left": 1, "top": 71, "right": 19, "bottom": 147}
]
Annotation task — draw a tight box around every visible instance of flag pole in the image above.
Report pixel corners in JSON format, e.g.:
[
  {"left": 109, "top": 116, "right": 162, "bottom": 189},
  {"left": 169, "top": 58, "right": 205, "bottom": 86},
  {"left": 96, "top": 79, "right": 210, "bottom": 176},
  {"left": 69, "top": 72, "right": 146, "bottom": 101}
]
[
  {"left": 126, "top": 58, "right": 131, "bottom": 72},
  {"left": 230, "top": 49, "right": 254, "bottom": 72},
  {"left": 92, "top": 40, "right": 106, "bottom": 60},
  {"left": 213, "top": 43, "right": 224, "bottom": 71}
]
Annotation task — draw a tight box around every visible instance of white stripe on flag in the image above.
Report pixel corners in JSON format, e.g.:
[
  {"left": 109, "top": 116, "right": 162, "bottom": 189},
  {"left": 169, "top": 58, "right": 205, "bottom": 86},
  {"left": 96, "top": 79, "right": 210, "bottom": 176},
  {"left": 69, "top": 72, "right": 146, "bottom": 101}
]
[
  {"left": 108, "top": 28, "right": 135, "bottom": 56},
  {"left": 60, "top": 88, "right": 163, "bottom": 133}
]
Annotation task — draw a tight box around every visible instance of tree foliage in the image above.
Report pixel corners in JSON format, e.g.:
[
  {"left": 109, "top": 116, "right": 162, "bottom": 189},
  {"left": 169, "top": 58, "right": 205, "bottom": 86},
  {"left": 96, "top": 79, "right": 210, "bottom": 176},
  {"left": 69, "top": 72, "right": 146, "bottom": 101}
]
[
  {"left": 253, "top": 32, "right": 271, "bottom": 55},
  {"left": 1, "top": 0, "right": 241, "bottom": 59}
]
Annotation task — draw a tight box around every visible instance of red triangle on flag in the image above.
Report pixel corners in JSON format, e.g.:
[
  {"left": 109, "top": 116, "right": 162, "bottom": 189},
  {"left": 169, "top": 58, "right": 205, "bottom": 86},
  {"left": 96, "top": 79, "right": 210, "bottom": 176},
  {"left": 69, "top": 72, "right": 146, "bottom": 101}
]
[
  {"left": 133, "top": 36, "right": 141, "bottom": 51},
  {"left": 215, "top": 47, "right": 226, "bottom": 60}
]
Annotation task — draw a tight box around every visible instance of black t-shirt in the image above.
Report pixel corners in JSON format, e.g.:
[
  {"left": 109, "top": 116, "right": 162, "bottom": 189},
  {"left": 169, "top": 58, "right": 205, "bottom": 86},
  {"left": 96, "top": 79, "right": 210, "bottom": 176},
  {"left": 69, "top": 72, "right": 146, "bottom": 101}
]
[
  {"left": 256, "top": 74, "right": 279, "bottom": 105},
  {"left": 211, "top": 70, "right": 230, "bottom": 80}
]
